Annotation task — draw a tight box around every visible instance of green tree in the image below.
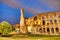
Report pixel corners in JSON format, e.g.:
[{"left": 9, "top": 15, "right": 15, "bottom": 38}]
[
  {"left": 0, "top": 24, "right": 3, "bottom": 34},
  {"left": 0, "top": 21, "right": 12, "bottom": 36}
]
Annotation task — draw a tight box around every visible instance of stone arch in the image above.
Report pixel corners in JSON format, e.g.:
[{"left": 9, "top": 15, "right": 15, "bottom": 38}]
[
  {"left": 34, "top": 16, "right": 37, "bottom": 21},
  {"left": 51, "top": 28, "right": 54, "bottom": 33},
  {"left": 47, "top": 28, "right": 50, "bottom": 33},
  {"left": 42, "top": 20, "right": 45, "bottom": 25},
  {"left": 39, "top": 28, "right": 42, "bottom": 33},
  {"left": 55, "top": 28, "right": 59, "bottom": 33},
  {"left": 42, "top": 16, "right": 44, "bottom": 19},
  {"left": 43, "top": 28, "right": 45, "bottom": 33}
]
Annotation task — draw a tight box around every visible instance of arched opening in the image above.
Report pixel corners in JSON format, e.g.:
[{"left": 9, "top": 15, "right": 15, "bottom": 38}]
[
  {"left": 43, "top": 28, "right": 45, "bottom": 33},
  {"left": 39, "top": 28, "right": 42, "bottom": 33},
  {"left": 47, "top": 28, "right": 50, "bottom": 33},
  {"left": 34, "top": 16, "right": 37, "bottom": 21},
  {"left": 54, "top": 19, "right": 57, "bottom": 23},
  {"left": 58, "top": 15, "right": 60, "bottom": 18},
  {"left": 51, "top": 28, "right": 54, "bottom": 33},
  {"left": 56, "top": 28, "right": 59, "bottom": 33},
  {"left": 42, "top": 16, "right": 44, "bottom": 19},
  {"left": 42, "top": 20, "right": 45, "bottom": 25},
  {"left": 18, "top": 26, "right": 20, "bottom": 28},
  {"left": 47, "top": 23, "right": 49, "bottom": 25}
]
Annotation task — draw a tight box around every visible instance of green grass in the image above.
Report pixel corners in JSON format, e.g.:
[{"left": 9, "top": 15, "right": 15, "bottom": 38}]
[
  {"left": 0, "top": 38, "right": 3, "bottom": 40},
  {"left": 10, "top": 34, "right": 60, "bottom": 40},
  {"left": 0, "top": 34, "right": 60, "bottom": 40},
  {"left": 11, "top": 36, "right": 60, "bottom": 40}
]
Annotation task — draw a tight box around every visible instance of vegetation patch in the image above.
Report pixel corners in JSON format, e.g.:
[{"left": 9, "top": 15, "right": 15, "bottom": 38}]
[{"left": 0, "top": 21, "right": 12, "bottom": 36}]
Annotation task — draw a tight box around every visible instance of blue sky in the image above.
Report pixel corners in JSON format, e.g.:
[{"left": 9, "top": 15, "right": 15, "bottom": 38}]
[{"left": 0, "top": 0, "right": 60, "bottom": 25}]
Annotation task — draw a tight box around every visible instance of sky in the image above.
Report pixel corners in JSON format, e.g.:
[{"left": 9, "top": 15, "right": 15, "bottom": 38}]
[{"left": 0, "top": 0, "right": 60, "bottom": 25}]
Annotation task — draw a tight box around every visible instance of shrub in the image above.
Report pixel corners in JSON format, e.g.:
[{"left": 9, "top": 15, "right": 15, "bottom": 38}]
[{"left": 0, "top": 21, "right": 12, "bottom": 36}]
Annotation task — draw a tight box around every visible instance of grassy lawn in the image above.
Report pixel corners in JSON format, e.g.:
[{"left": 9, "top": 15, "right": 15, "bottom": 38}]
[
  {"left": 0, "top": 35, "right": 60, "bottom": 40},
  {"left": 0, "top": 38, "right": 2, "bottom": 40}
]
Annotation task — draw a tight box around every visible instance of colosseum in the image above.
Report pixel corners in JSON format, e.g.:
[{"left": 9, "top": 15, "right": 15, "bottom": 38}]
[{"left": 12, "top": 8, "right": 60, "bottom": 35}]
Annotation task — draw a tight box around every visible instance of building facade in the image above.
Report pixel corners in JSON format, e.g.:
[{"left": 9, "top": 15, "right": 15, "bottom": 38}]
[
  {"left": 12, "top": 9, "right": 60, "bottom": 35},
  {"left": 25, "top": 12, "right": 60, "bottom": 35}
]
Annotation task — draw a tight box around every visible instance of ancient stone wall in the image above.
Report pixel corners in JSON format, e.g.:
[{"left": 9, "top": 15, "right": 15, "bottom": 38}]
[{"left": 26, "top": 12, "right": 60, "bottom": 35}]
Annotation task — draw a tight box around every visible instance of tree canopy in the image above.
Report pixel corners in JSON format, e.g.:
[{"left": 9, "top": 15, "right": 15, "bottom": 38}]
[{"left": 0, "top": 21, "right": 12, "bottom": 35}]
